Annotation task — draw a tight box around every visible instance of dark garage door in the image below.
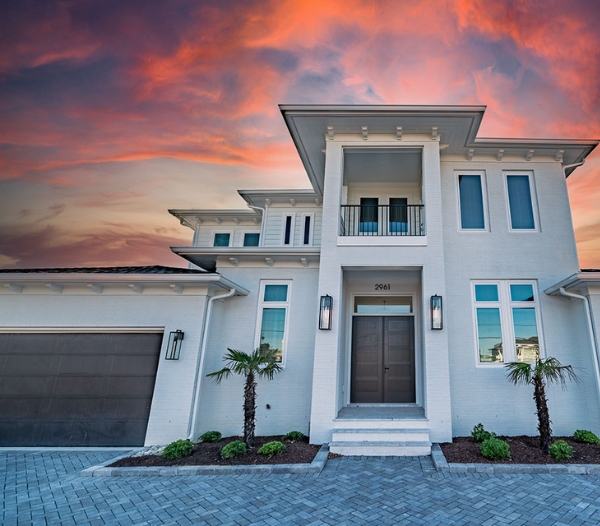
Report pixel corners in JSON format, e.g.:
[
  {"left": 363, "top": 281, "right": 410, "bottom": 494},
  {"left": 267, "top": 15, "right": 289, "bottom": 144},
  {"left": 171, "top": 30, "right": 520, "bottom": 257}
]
[{"left": 0, "top": 332, "right": 162, "bottom": 446}]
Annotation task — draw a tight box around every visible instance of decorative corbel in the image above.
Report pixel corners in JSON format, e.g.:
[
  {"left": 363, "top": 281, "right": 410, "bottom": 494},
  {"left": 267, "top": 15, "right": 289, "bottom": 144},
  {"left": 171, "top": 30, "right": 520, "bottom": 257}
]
[
  {"left": 526, "top": 149, "right": 534, "bottom": 161},
  {"left": 431, "top": 126, "right": 438, "bottom": 140},
  {"left": 396, "top": 126, "right": 403, "bottom": 140},
  {"left": 47, "top": 283, "right": 63, "bottom": 293},
  {"left": 327, "top": 126, "right": 334, "bottom": 140},
  {"left": 87, "top": 283, "right": 103, "bottom": 294},
  {"left": 6, "top": 283, "right": 23, "bottom": 293},
  {"left": 229, "top": 258, "right": 239, "bottom": 266},
  {"left": 467, "top": 149, "right": 475, "bottom": 161},
  {"left": 170, "top": 284, "right": 183, "bottom": 294},
  {"left": 265, "top": 258, "right": 274, "bottom": 267},
  {"left": 129, "top": 283, "right": 143, "bottom": 294},
  {"left": 361, "top": 126, "right": 368, "bottom": 140},
  {"left": 497, "top": 149, "right": 504, "bottom": 161}
]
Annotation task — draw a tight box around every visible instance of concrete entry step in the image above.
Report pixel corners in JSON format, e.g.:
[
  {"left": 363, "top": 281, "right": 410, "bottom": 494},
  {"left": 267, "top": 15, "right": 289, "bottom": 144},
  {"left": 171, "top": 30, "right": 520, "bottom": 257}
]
[
  {"left": 332, "top": 428, "right": 430, "bottom": 442},
  {"left": 329, "top": 440, "right": 432, "bottom": 456}
]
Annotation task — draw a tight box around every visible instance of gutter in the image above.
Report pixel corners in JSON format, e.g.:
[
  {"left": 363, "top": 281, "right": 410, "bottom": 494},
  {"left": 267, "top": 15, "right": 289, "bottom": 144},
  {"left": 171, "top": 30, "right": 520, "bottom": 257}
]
[
  {"left": 562, "top": 160, "right": 584, "bottom": 178},
  {"left": 247, "top": 204, "right": 266, "bottom": 247},
  {"left": 187, "top": 288, "right": 237, "bottom": 440},
  {"left": 557, "top": 287, "right": 600, "bottom": 402}
]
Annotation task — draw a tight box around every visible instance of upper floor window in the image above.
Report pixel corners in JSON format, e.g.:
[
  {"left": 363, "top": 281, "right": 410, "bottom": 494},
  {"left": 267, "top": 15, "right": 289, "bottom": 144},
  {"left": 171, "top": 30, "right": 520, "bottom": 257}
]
[
  {"left": 457, "top": 173, "right": 487, "bottom": 230},
  {"left": 505, "top": 174, "right": 537, "bottom": 230},
  {"left": 302, "top": 214, "right": 314, "bottom": 245},
  {"left": 282, "top": 214, "right": 295, "bottom": 245},
  {"left": 254, "top": 281, "right": 292, "bottom": 364},
  {"left": 472, "top": 281, "right": 542, "bottom": 365},
  {"left": 243, "top": 233, "right": 260, "bottom": 247},
  {"left": 213, "top": 233, "right": 231, "bottom": 247},
  {"left": 359, "top": 198, "right": 378, "bottom": 233}
]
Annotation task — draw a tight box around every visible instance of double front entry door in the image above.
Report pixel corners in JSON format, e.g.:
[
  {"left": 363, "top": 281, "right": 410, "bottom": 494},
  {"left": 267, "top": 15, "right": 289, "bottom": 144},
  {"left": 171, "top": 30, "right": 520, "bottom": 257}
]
[{"left": 351, "top": 316, "right": 415, "bottom": 403}]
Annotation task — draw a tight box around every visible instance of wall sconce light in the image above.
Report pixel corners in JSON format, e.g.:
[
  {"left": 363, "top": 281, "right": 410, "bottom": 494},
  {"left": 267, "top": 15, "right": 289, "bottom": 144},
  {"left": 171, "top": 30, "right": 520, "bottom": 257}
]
[
  {"left": 166, "top": 329, "right": 184, "bottom": 360},
  {"left": 319, "top": 295, "right": 333, "bottom": 330},
  {"left": 431, "top": 295, "right": 443, "bottom": 330}
]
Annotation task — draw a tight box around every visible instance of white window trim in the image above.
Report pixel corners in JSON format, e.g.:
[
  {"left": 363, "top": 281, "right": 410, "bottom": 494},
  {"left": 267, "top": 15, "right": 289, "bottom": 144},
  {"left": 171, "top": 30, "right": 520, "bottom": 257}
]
[
  {"left": 455, "top": 171, "right": 489, "bottom": 232},
  {"left": 301, "top": 213, "right": 314, "bottom": 246},
  {"left": 211, "top": 230, "right": 234, "bottom": 247},
  {"left": 503, "top": 172, "right": 540, "bottom": 232},
  {"left": 281, "top": 213, "right": 296, "bottom": 246},
  {"left": 254, "top": 280, "right": 292, "bottom": 366},
  {"left": 241, "top": 231, "right": 261, "bottom": 247},
  {"left": 472, "top": 280, "right": 544, "bottom": 368}
]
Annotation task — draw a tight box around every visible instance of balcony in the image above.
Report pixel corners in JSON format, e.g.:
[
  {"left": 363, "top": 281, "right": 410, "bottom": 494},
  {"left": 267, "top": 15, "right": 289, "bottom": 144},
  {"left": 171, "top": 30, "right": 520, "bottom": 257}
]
[{"left": 340, "top": 205, "right": 425, "bottom": 237}]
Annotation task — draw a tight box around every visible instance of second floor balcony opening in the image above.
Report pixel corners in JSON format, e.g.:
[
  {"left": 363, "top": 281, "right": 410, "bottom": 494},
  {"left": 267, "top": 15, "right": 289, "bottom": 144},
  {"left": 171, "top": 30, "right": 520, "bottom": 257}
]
[
  {"left": 341, "top": 147, "right": 424, "bottom": 237},
  {"left": 340, "top": 202, "right": 425, "bottom": 236}
]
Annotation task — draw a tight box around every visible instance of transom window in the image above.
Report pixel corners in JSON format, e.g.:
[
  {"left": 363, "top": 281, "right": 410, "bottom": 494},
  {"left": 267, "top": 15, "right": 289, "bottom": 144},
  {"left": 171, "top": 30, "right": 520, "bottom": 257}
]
[
  {"left": 354, "top": 296, "right": 412, "bottom": 314},
  {"left": 254, "top": 281, "right": 292, "bottom": 364},
  {"left": 472, "top": 281, "right": 542, "bottom": 365}
]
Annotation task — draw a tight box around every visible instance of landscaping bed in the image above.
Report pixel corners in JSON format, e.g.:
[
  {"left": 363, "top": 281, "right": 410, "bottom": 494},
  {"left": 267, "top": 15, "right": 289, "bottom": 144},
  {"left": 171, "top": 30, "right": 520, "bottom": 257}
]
[
  {"left": 110, "top": 436, "right": 321, "bottom": 467},
  {"left": 441, "top": 436, "right": 600, "bottom": 464}
]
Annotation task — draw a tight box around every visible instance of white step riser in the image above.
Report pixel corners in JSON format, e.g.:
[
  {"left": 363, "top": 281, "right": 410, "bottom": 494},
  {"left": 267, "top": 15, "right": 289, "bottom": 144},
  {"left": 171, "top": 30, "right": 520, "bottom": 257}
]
[
  {"left": 332, "top": 419, "right": 429, "bottom": 430},
  {"left": 332, "top": 431, "right": 429, "bottom": 442},
  {"left": 330, "top": 444, "right": 432, "bottom": 456}
]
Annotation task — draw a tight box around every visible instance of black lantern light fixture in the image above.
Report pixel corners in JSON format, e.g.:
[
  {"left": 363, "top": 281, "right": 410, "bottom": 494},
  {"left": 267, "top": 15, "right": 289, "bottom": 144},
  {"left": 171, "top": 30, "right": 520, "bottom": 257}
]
[
  {"left": 319, "top": 295, "right": 333, "bottom": 330},
  {"left": 166, "top": 329, "right": 185, "bottom": 360},
  {"left": 431, "top": 295, "right": 443, "bottom": 330}
]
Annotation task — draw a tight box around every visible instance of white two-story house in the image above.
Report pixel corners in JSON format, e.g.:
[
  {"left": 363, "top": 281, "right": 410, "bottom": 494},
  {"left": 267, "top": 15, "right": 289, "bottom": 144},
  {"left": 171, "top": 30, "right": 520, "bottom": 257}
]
[{"left": 1, "top": 104, "right": 600, "bottom": 455}]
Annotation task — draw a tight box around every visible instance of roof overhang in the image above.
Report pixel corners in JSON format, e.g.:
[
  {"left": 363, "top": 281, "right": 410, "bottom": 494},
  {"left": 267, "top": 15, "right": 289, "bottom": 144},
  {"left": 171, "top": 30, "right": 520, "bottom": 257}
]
[
  {"left": 169, "top": 209, "right": 260, "bottom": 230},
  {"left": 171, "top": 246, "right": 320, "bottom": 272},
  {"left": 238, "top": 189, "right": 320, "bottom": 208},
  {"left": 279, "top": 104, "right": 599, "bottom": 193},
  {"left": 544, "top": 272, "right": 600, "bottom": 295},
  {"left": 0, "top": 272, "right": 249, "bottom": 296}
]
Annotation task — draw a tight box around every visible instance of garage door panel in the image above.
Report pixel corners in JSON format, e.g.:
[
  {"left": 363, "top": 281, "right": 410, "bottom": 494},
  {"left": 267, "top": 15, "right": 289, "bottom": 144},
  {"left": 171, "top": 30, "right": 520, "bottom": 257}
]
[
  {"left": 110, "top": 354, "right": 160, "bottom": 375},
  {"left": 107, "top": 376, "right": 158, "bottom": 397},
  {"left": 56, "top": 355, "right": 111, "bottom": 375},
  {"left": 0, "top": 376, "right": 50, "bottom": 396},
  {"left": 0, "top": 332, "right": 162, "bottom": 446},
  {"left": 53, "top": 376, "right": 105, "bottom": 397},
  {"left": 3, "top": 355, "right": 55, "bottom": 375}
]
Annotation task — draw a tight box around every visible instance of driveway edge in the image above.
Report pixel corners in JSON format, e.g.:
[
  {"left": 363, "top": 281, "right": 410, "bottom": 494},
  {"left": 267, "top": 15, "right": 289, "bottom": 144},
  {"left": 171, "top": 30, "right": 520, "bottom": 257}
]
[
  {"left": 431, "top": 443, "right": 600, "bottom": 474},
  {"left": 81, "top": 443, "right": 329, "bottom": 476}
]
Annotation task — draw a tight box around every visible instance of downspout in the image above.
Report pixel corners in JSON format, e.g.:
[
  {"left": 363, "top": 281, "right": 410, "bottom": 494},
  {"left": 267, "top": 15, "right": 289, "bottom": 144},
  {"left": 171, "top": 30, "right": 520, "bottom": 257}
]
[
  {"left": 187, "top": 287, "right": 236, "bottom": 440},
  {"left": 558, "top": 287, "right": 600, "bottom": 401},
  {"left": 247, "top": 204, "right": 266, "bottom": 247}
]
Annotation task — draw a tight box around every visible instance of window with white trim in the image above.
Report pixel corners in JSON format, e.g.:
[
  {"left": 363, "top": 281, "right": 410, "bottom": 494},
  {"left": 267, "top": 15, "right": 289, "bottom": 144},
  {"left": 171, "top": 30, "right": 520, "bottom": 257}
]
[
  {"left": 301, "top": 213, "right": 314, "bottom": 245},
  {"left": 472, "top": 281, "right": 542, "bottom": 364},
  {"left": 254, "top": 281, "right": 292, "bottom": 364},
  {"left": 457, "top": 172, "right": 487, "bottom": 230},
  {"left": 243, "top": 233, "right": 260, "bottom": 247},
  {"left": 505, "top": 173, "right": 537, "bottom": 230},
  {"left": 213, "top": 232, "right": 231, "bottom": 247},
  {"left": 282, "top": 214, "right": 295, "bottom": 245}
]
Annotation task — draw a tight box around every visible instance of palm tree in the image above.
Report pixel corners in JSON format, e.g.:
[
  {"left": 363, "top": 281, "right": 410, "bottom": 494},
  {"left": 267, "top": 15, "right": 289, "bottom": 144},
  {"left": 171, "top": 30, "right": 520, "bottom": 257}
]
[
  {"left": 207, "top": 347, "right": 282, "bottom": 448},
  {"left": 505, "top": 357, "right": 579, "bottom": 453}
]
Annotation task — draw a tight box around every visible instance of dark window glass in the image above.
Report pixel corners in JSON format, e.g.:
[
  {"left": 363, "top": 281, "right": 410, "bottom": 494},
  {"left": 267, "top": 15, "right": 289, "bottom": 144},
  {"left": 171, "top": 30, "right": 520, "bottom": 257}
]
[
  {"left": 360, "top": 198, "right": 378, "bottom": 224},
  {"left": 507, "top": 175, "right": 535, "bottom": 229},
  {"left": 303, "top": 216, "right": 311, "bottom": 245},
  {"left": 213, "top": 233, "right": 230, "bottom": 247},
  {"left": 389, "top": 198, "right": 408, "bottom": 223},
  {"left": 284, "top": 216, "right": 292, "bottom": 245},
  {"left": 459, "top": 175, "right": 485, "bottom": 229},
  {"left": 243, "top": 233, "right": 260, "bottom": 247}
]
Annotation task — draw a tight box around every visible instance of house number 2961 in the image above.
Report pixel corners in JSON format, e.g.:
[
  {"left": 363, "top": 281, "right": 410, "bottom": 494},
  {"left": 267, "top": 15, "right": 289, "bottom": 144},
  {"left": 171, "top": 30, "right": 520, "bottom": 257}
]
[{"left": 375, "top": 284, "right": 390, "bottom": 291}]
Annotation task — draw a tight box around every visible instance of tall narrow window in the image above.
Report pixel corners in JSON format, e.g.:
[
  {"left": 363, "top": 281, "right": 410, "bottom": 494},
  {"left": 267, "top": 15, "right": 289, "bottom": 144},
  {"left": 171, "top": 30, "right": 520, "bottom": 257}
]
[
  {"left": 506, "top": 175, "right": 535, "bottom": 229},
  {"left": 282, "top": 215, "right": 295, "bottom": 245},
  {"left": 243, "top": 233, "right": 260, "bottom": 247},
  {"left": 213, "top": 233, "right": 230, "bottom": 247},
  {"left": 458, "top": 174, "right": 485, "bottom": 229},
  {"left": 302, "top": 214, "right": 313, "bottom": 245},
  {"left": 389, "top": 197, "right": 408, "bottom": 234},
  {"left": 472, "top": 281, "right": 542, "bottom": 365},
  {"left": 255, "top": 281, "right": 292, "bottom": 364}
]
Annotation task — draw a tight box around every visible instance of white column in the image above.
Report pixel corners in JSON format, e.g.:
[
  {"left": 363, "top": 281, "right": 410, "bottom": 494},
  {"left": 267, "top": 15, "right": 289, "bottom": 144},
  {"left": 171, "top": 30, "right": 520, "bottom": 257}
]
[{"left": 309, "top": 141, "right": 344, "bottom": 444}]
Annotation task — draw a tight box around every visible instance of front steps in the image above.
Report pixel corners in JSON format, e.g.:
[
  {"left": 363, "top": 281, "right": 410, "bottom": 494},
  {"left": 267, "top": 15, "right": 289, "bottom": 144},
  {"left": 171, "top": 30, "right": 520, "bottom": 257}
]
[{"left": 329, "top": 406, "right": 431, "bottom": 456}]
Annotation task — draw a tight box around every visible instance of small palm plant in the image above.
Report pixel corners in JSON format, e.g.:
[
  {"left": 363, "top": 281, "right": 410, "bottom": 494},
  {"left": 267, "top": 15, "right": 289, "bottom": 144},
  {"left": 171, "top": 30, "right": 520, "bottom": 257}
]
[
  {"left": 505, "top": 357, "right": 579, "bottom": 453},
  {"left": 207, "top": 348, "right": 282, "bottom": 448}
]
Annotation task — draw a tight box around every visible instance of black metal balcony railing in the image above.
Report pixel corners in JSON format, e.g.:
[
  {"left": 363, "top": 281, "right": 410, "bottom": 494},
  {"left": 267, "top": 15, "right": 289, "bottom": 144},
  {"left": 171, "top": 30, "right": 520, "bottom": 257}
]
[{"left": 340, "top": 205, "right": 425, "bottom": 236}]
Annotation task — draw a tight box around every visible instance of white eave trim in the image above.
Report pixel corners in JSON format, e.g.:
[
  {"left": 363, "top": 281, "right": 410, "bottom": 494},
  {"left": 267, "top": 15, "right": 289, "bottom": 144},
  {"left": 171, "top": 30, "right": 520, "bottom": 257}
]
[{"left": 545, "top": 272, "right": 600, "bottom": 295}]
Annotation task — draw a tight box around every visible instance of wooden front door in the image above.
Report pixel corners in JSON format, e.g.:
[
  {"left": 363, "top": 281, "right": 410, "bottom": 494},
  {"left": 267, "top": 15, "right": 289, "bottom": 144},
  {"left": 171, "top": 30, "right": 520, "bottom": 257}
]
[{"left": 351, "top": 316, "right": 415, "bottom": 403}]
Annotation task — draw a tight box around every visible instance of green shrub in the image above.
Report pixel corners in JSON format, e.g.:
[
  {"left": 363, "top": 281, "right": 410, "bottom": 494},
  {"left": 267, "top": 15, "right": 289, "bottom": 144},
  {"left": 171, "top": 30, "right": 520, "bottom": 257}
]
[
  {"left": 549, "top": 440, "right": 573, "bottom": 460},
  {"left": 200, "top": 431, "right": 222, "bottom": 443},
  {"left": 282, "top": 431, "right": 305, "bottom": 442},
  {"left": 258, "top": 441, "right": 286, "bottom": 457},
  {"left": 471, "top": 423, "right": 496, "bottom": 443},
  {"left": 573, "top": 430, "right": 600, "bottom": 445},
  {"left": 480, "top": 437, "right": 510, "bottom": 461},
  {"left": 161, "top": 439, "right": 194, "bottom": 460},
  {"left": 220, "top": 440, "right": 246, "bottom": 459}
]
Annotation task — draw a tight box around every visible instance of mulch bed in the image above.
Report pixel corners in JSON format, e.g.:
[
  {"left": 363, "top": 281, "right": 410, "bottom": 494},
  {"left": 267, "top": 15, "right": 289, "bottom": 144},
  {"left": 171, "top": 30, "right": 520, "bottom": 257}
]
[
  {"left": 110, "top": 436, "right": 321, "bottom": 467},
  {"left": 441, "top": 436, "right": 600, "bottom": 464}
]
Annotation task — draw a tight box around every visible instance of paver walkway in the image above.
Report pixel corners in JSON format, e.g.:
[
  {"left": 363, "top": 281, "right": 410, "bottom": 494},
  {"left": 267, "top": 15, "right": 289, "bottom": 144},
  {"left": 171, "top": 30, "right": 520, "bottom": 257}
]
[{"left": 2, "top": 450, "right": 600, "bottom": 525}]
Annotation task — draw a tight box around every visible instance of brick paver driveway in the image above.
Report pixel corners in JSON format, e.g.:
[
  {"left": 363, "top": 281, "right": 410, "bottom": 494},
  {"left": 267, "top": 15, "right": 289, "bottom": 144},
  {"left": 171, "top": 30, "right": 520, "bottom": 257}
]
[{"left": 2, "top": 450, "right": 600, "bottom": 525}]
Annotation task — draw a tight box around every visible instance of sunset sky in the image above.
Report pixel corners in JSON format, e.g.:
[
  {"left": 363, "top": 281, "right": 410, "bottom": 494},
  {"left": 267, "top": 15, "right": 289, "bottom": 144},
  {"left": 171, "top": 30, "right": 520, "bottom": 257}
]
[{"left": 1, "top": 0, "right": 599, "bottom": 269}]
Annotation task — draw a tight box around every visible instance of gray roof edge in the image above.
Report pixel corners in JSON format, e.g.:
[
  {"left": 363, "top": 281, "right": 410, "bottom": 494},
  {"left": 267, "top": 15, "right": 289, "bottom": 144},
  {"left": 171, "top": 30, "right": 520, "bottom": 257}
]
[
  {"left": 279, "top": 104, "right": 488, "bottom": 113},
  {"left": 544, "top": 272, "right": 600, "bottom": 295}
]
